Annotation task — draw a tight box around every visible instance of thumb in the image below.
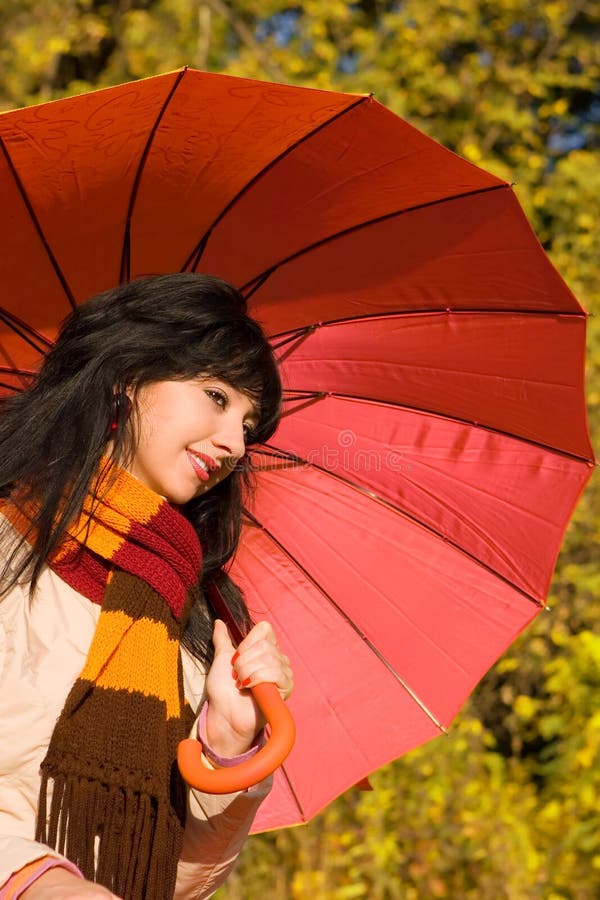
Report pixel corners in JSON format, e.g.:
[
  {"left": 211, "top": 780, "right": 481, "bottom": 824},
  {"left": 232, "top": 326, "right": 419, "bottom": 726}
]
[{"left": 212, "top": 618, "right": 235, "bottom": 656}]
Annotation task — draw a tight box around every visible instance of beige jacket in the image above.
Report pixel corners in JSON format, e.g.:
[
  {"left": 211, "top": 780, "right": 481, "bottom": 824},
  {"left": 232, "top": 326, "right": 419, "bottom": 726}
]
[{"left": 0, "top": 539, "right": 270, "bottom": 898}]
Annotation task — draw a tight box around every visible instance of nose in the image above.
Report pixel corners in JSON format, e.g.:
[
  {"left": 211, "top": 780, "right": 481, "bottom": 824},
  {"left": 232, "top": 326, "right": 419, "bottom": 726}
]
[{"left": 213, "top": 414, "right": 246, "bottom": 461}]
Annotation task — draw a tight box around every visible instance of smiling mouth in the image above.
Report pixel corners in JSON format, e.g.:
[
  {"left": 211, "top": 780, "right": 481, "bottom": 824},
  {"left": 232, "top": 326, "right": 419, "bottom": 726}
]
[{"left": 186, "top": 450, "right": 216, "bottom": 482}]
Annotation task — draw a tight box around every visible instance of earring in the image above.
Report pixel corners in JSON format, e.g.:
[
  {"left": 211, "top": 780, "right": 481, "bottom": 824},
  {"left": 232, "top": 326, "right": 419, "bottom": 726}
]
[{"left": 109, "top": 392, "right": 131, "bottom": 432}]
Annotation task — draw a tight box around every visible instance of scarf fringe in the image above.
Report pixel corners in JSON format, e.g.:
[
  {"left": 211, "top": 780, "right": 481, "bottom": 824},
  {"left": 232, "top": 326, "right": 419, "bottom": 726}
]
[{"left": 37, "top": 771, "right": 181, "bottom": 899}]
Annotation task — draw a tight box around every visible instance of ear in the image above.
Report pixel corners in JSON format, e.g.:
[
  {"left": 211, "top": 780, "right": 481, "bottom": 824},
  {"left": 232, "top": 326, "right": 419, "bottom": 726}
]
[{"left": 109, "top": 390, "right": 132, "bottom": 435}]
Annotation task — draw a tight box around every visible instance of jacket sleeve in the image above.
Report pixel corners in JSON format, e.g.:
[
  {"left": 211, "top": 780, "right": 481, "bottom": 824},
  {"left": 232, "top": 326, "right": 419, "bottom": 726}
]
[{"left": 173, "top": 776, "right": 272, "bottom": 900}]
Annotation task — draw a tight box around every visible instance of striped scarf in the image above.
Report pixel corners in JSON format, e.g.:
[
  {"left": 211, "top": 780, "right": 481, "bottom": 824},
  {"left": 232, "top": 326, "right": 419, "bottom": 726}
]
[{"left": 2, "top": 462, "right": 202, "bottom": 899}]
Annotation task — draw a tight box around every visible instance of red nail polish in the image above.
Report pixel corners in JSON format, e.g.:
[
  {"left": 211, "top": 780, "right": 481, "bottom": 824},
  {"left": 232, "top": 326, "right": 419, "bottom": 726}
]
[
  {"left": 231, "top": 669, "right": 238, "bottom": 680},
  {"left": 241, "top": 676, "right": 251, "bottom": 687},
  {"left": 231, "top": 651, "right": 240, "bottom": 665}
]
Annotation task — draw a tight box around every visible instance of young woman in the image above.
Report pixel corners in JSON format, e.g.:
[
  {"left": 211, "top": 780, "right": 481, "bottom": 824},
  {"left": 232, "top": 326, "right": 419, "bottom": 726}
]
[{"left": 0, "top": 273, "right": 293, "bottom": 900}]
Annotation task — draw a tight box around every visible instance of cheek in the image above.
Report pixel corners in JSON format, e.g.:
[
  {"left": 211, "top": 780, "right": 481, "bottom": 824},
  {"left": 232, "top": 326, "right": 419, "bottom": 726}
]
[
  {"left": 132, "top": 411, "right": 159, "bottom": 451},
  {"left": 132, "top": 414, "right": 177, "bottom": 467}
]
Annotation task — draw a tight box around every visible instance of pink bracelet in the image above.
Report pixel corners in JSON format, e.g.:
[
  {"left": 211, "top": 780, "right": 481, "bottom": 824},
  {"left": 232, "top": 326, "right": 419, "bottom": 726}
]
[
  {"left": 0, "top": 857, "right": 82, "bottom": 899},
  {"left": 197, "top": 701, "right": 265, "bottom": 768}
]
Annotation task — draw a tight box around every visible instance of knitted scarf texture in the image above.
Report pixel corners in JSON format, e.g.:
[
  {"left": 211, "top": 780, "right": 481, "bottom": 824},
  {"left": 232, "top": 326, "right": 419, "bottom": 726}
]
[{"left": 2, "top": 463, "right": 203, "bottom": 899}]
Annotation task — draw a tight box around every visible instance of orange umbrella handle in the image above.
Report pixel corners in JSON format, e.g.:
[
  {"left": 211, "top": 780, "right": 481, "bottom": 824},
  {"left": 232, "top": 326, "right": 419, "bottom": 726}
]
[{"left": 177, "top": 682, "right": 296, "bottom": 793}]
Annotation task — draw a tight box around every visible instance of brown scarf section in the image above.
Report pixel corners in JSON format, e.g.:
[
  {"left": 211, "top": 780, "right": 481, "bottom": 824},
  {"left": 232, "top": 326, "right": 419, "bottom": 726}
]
[{"left": 2, "top": 463, "right": 203, "bottom": 899}]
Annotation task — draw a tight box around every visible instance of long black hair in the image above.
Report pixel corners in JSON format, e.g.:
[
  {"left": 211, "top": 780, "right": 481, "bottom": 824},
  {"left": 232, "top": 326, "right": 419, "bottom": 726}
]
[{"left": 0, "top": 273, "right": 282, "bottom": 664}]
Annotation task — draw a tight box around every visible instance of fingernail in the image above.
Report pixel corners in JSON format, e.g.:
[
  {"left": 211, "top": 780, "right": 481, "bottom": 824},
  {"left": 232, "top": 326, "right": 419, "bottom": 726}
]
[
  {"left": 231, "top": 669, "right": 238, "bottom": 680},
  {"left": 231, "top": 651, "right": 240, "bottom": 665},
  {"left": 241, "top": 676, "right": 251, "bottom": 687},
  {"left": 236, "top": 679, "right": 242, "bottom": 689}
]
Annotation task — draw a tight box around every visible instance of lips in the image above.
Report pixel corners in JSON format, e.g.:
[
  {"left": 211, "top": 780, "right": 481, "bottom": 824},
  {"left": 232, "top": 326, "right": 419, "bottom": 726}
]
[{"left": 186, "top": 449, "right": 219, "bottom": 483}]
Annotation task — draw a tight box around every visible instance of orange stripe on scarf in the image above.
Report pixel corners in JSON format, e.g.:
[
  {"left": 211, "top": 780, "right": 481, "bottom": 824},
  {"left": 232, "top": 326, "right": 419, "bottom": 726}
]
[{"left": 81, "top": 611, "right": 182, "bottom": 718}]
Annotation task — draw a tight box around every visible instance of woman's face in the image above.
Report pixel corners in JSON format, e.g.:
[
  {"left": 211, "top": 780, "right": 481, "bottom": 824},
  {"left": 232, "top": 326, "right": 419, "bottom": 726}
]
[{"left": 125, "top": 377, "right": 259, "bottom": 504}]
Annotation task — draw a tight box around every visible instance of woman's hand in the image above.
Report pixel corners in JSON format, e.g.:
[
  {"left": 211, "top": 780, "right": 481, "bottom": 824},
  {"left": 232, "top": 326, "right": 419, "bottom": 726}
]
[
  {"left": 21, "top": 867, "right": 122, "bottom": 899},
  {"left": 204, "top": 620, "right": 293, "bottom": 758}
]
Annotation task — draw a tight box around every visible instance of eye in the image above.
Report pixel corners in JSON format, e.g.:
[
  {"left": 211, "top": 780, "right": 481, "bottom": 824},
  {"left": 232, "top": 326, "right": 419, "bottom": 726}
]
[
  {"left": 205, "top": 388, "right": 227, "bottom": 408},
  {"left": 205, "top": 384, "right": 257, "bottom": 443},
  {"left": 243, "top": 422, "right": 256, "bottom": 443}
]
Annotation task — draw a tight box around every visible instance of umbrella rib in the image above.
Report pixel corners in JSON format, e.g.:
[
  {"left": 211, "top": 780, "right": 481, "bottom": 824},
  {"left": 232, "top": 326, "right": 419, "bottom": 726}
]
[
  {"left": 269, "top": 307, "right": 586, "bottom": 344},
  {"left": 277, "top": 389, "right": 594, "bottom": 466},
  {"left": 119, "top": 67, "right": 188, "bottom": 283},
  {"left": 279, "top": 391, "right": 327, "bottom": 418},
  {"left": 241, "top": 183, "right": 509, "bottom": 300},
  {"left": 0, "top": 137, "right": 76, "bottom": 309},
  {"left": 241, "top": 508, "right": 447, "bottom": 733},
  {"left": 250, "top": 443, "right": 548, "bottom": 609},
  {"left": 0, "top": 365, "right": 36, "bottom": 376},
  {"left": 276, "top": 762, "right": 309, "bottom": 825},
  {"left": 271, "top": 324, "right": 319, "bottom": 359},
  {"left": 182, "top": 94, "right": 370, "bottom": 272},
  {"left": 0, "top": 307, "right": 55, "bottom": 356}
]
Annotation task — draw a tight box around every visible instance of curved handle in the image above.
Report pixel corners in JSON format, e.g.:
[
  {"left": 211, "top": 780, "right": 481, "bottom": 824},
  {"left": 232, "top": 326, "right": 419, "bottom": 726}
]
[{"left": 177, "top": 682, "right": 296, "bottom": 794}]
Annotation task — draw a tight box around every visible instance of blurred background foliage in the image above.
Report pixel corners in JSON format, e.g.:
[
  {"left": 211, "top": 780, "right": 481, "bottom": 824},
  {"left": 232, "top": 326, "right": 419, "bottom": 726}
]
[{"left": 0, "top": 0, "right": 598, "bottom": 896}]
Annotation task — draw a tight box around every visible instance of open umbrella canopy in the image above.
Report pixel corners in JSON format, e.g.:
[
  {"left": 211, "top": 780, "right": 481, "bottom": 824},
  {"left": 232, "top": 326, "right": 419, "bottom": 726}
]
[{"left": 0, "top": 68, "right": 594, "bottom": 832}]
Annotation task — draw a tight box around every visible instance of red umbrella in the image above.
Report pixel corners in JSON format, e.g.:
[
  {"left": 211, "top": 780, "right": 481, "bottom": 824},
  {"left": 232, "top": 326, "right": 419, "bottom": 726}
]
[{"left": 0, "top": 68, "right": 594, "bottom": 833}]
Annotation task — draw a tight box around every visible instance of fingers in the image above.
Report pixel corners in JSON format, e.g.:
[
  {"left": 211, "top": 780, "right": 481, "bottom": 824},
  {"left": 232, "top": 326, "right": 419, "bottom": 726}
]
[
  {"left": 237, "top": 619, "right": 278, "bottom": 650},
  {"left": 212, "top": 618, "right": 294, "bottom": 700},
  {"left": 231, "top": 621, "right": 294, "bottom": 700},
  {"left": 211, "top": 618, "right": 235, "bottom": 655},
  {"left": 212, "top": 619, "right": 275, "bottom": 656}
]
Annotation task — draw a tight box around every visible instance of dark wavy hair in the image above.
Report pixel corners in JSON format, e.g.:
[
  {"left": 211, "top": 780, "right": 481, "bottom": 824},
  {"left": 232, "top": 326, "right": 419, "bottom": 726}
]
[{"left": 0, "top": 273, "right": 282, "bottom": 664}]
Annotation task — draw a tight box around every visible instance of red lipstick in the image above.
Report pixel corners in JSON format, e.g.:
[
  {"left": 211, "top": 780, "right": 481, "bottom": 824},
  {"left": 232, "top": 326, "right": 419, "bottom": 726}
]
[{"left": 186, "top": 449, "right": 219, "bottom": 483}]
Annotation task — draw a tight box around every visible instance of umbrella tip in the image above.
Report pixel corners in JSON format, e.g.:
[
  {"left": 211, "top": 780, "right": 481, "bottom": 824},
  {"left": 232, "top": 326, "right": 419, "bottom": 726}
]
[{"left": 354, "top": 777, "right": 374, "bottom": 791}]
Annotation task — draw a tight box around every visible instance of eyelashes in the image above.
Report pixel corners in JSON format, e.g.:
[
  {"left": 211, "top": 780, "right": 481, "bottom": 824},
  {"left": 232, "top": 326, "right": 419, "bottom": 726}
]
[
  {"left": 243, "top": 423, "right": 256, "bottom": 442},
  {"left": 205, "top": 388, "right": 227, "bottom": 408},
  {"left": 205, "top": 388, "right": 256, "bottom": 442}
]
